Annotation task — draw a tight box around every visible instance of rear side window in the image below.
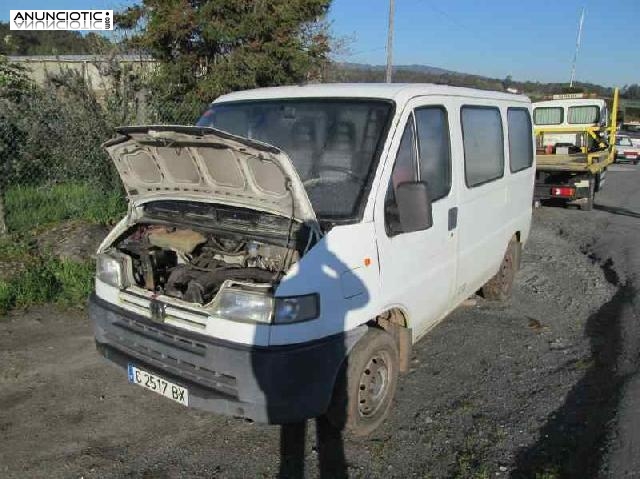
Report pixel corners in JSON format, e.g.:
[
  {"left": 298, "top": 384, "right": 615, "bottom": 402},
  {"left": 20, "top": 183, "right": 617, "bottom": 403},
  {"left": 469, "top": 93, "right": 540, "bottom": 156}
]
[
  {"left": 461, "top": 106, "right": 504, "bottom": 187},
  {"left": 507, "top": 108, "right": 533, "bottom": 172},
  {"left": 568, "top": 105, "right": 599, "bottom": 124},
  {"left": 533, "top": 107, "right": 563, "bottom": 125},
  {"left": 415, "top": 107, "right": 451, "bottom": 200}
]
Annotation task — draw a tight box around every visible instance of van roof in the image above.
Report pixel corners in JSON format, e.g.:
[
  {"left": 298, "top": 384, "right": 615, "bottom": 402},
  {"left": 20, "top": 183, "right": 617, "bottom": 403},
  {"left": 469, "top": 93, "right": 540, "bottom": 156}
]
[{"left": 214, "top": 83, "right": 531, "bottom": 105}]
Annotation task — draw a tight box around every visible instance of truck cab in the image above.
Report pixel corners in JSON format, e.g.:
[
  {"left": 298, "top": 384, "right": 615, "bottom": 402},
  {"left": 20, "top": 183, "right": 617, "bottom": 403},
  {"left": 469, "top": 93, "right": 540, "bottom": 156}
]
[{"left": 533, "top": 96, "right": 608, "bottom": 151}]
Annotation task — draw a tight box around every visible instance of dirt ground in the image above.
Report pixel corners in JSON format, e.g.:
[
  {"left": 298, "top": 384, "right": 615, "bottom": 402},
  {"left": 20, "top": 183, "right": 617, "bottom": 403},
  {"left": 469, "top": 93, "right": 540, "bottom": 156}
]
[{"left": 1, "top": 165, "right": 639, "bottom": 479}]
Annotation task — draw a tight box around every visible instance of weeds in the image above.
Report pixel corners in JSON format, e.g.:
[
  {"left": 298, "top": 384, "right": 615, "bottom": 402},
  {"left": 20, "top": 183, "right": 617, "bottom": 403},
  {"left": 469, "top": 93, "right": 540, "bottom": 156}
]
[
  {"left": 453, "top": 451, "right": 490, "bottom": 479},
  {"left": 4, "top": 182, "right": 125, "bottom": 232},
  {"left": 451, "top": 433, "right": 491, "bottom": 479},
  {"left": 0, "top": 184, "right": 109, "bottom": 314},
  {"left": 0, "top": 255, "right": 93, "bottom": 315},
  {"left": 0, "top": 235, "right": 32, "bottom": 261}
]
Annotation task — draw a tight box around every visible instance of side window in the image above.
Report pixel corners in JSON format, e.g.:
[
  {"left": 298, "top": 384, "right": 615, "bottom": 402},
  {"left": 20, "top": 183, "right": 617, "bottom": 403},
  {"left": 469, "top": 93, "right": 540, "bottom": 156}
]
[
  {"left": 391, "top": 116, "right": 418, "bottom": 189},
  {"left": 385, "top": 116, "right": 417, "bottom": 232},
  {"left": 533, "top": 107, "right": 563, "bottom": 125},
  {"left": 415, "top": 107, "right": 451, "bottom": 200},
  {"left": 507, "top": 108, "right": 533, "bottom": 172},
  {"left": 461, "top": 106, "right": 504, "bottom": 187},
  {"left": 568, "top": 105, "right": 600, "bottom": 124}
]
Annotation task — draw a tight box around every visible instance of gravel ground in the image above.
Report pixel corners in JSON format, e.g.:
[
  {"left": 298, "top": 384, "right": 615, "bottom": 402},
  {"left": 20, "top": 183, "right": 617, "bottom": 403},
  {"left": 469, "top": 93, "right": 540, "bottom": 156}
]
[{"left": 1, "top": 165, "right": 639, "bottom": 479}]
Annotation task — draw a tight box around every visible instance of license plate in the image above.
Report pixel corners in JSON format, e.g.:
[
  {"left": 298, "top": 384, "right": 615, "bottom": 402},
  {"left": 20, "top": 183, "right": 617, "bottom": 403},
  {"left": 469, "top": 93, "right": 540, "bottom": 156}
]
[{"left": 127, "top": 364, "right": 189, "bottom": 406}]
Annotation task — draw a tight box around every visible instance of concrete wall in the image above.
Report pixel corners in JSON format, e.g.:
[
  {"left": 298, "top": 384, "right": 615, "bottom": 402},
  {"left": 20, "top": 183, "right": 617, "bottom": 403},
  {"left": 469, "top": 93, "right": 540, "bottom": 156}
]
[{"left": 7, "top": 55, "right": 158, "bottom": 99}]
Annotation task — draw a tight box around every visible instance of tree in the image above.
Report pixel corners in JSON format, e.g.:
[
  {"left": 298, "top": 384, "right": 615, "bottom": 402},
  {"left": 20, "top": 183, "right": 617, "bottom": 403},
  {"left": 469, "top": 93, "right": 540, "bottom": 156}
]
[
  {"left": 0, "top": 22, "right": 109, "bottom": 55},
  {"left": 116, "top": 0, "right": 331, "bottom": 104},
  {"left": 622, "top": 84, "right": 640, "bottom": 99}
]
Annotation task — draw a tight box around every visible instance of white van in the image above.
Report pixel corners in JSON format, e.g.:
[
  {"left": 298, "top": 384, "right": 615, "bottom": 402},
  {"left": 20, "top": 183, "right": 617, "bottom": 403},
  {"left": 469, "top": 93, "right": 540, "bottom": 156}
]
[{"left": 90, "top": 84, "right": 534, "bottom": 435}]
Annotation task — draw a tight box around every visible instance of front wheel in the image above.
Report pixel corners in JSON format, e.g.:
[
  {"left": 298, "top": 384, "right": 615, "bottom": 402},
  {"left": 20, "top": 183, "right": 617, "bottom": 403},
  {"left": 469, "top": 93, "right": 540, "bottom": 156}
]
[{"left": 325, "top": 328, "right": 399, "bottom": 436}]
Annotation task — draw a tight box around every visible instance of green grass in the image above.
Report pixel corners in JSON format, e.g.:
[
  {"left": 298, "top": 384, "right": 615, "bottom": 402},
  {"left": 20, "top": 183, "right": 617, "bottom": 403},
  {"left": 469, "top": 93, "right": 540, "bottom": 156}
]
[
  {"left": 0, "top": 255, "right": 94, "bottom": 315},
  {"left": 4, "top": 182, "right": 125, "bottom": 232},
  {"left": 0, "top": 182, "right": 117, "bottom": 313}
]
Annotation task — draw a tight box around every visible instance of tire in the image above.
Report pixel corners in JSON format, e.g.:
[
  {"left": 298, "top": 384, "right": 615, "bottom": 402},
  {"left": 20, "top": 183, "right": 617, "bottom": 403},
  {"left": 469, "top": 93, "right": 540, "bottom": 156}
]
[
  {"left": 325, "top": 328, "right": 399, "bottom": 436},
  {"left": 580, "top": 176, "right": 595, "bottom": 211},
  {"left": 481, "top": 238, "right": 521, "bottom": 301}
]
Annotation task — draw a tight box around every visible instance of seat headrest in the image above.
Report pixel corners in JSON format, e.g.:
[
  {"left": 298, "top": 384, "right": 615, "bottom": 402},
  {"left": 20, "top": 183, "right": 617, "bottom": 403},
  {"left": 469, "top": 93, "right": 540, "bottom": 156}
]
[
  {"left": 327, "top": 121, "right": 356, "bottom": 151},
  {"left": 292, "top": 120, "right": 316, "bottom": 147}
]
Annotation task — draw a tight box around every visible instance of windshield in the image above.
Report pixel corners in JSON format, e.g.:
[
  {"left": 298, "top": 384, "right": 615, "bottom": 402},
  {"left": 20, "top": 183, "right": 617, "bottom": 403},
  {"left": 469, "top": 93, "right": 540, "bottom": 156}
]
[
  {"left": 617, "top": 137, "right": 632, "bottom": 146},
  {"left": 197, "top": 99, "right": 393, "bottom": 219}
]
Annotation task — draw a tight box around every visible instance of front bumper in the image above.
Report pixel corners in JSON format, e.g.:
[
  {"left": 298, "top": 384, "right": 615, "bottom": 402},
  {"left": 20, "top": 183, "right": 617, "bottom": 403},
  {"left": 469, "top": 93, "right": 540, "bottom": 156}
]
[
  {"left": 617, "top": 154, "right": 639, "bottom": 162},
  {"left": 89, "top": 294, "right": 366, "bottom": 423}
]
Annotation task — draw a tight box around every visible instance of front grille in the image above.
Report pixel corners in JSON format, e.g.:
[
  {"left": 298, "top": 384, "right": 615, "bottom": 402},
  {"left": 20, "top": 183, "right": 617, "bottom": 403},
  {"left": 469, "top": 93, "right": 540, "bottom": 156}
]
[
  {"left": 105, "top": 316, "right": 238, "bottom": 398},
  {"left": 119, "top": 291, "right": 208, "bottom": 330}
]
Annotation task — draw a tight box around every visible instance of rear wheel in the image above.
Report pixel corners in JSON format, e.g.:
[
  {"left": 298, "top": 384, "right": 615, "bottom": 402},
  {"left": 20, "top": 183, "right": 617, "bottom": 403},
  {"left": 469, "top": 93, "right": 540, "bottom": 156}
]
[
  {"left": 481, "top": 238, "right": 521, "bottom": 301},
  {"left": 325, "top": 328, "right": 399, "bottom": 436}
]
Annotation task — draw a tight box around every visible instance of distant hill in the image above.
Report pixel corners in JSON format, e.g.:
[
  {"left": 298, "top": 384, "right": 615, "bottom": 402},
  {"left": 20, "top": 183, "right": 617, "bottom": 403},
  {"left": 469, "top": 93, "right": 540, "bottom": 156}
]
[
  {"left": 339, "top": 62, "right": 457, "bottom": 76},
  {"left": 328, "top": 62, "right": 614, "bottom": 100}
]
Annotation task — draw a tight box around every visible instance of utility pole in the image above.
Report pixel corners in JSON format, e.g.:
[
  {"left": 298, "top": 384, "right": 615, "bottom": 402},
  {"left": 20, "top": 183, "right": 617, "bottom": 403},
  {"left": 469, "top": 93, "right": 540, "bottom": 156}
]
[
  {"left": 569, "top": 7, "right": 585, "bottom": 88},
  {"left": 385, "top": 0, "right": 395, "bottom": 83}
]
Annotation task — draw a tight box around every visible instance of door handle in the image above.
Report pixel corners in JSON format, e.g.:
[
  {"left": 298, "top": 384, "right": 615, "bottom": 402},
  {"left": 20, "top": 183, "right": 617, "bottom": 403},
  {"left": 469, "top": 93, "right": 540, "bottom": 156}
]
[{"left": 448, "top": 207, "right": 458, "bottom": 231}]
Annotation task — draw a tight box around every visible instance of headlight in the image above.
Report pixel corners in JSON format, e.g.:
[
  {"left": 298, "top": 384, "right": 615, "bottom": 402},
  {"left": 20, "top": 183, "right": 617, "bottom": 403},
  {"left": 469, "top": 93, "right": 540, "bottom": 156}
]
[
  {"left": 274, "top": 294, "right": 319, "bottom": 324},
  {"left": 96, "top": 254, "right": 123, "bottom": 288},
  {"left": 212, "top": 288, "right": 274, "bottom": 324}
]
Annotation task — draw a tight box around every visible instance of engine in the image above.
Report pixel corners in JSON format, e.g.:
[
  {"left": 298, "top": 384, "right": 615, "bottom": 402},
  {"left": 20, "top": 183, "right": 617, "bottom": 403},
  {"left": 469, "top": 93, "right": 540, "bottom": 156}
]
[{"left": 116, "top": 225, "right": 298, "bottom": 305}]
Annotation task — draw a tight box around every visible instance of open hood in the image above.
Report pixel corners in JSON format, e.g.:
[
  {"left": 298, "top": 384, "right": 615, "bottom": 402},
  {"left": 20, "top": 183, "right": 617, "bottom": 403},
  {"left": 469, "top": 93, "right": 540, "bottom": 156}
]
[{"left": 103, "top": 125, "right": 316, "bottom": 223}]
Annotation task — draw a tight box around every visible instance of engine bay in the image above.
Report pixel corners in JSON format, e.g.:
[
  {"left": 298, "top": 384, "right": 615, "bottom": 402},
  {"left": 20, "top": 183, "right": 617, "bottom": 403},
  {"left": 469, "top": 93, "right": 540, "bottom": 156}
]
[{"left": 115, "top": 224, "right": 299, "bottom": 305}]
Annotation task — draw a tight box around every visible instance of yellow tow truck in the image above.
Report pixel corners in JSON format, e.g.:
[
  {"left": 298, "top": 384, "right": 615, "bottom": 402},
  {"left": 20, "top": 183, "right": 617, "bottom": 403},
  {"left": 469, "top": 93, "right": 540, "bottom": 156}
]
[{"left": 533, "top": 88, "right": 619, "bottom": 210}]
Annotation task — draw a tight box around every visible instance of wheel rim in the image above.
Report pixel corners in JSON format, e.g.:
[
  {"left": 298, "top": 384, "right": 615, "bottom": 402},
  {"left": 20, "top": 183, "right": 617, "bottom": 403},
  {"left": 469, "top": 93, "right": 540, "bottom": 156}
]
[{"left": 357, "top": 351, "right": 392, "bottom": 418}]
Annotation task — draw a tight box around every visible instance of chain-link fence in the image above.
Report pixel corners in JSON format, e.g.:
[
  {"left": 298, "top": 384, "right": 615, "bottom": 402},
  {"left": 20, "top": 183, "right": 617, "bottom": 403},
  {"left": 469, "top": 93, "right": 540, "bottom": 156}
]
[
  {"left": 0, "top": 61, "right": 208, "bottom": 312},
  {"left": 0, "top": 72, "right": 207, "bottom": 236}
]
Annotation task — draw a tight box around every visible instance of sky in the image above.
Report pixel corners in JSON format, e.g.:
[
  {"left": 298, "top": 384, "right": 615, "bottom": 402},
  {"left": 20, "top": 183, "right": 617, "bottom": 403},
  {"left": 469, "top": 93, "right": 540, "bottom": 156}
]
[{"left": 2, "top": 0, "right": 639, "bottom": 86}]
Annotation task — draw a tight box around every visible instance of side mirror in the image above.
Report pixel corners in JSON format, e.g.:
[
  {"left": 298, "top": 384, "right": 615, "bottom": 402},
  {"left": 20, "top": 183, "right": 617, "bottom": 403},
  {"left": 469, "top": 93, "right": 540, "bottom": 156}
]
[{"left": 396, "top": 181, "right": 433, "bottom": 233}]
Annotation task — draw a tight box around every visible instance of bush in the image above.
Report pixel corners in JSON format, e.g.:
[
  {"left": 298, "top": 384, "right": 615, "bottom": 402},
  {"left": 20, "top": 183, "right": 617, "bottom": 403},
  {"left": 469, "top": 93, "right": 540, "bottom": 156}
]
[
  {"left": 0, "top": 62, "right": 127, "bottom": 213},
  {"left": 1, "top": 71, "right": 118, "bottom": 188}
]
